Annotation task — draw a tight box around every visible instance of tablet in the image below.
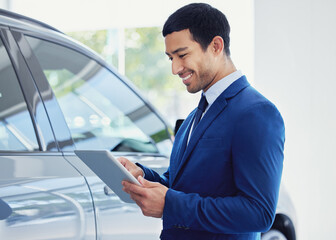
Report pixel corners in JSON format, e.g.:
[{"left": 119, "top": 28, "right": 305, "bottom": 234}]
[{"left": 74, "top": 150, "right": 140, "bottom": 203}]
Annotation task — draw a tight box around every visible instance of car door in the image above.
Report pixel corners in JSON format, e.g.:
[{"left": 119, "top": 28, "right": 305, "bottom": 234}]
[
  {"left": 0, "top": 28, "right": 96, "bottom": 239},
  {"left": 15, "top": 29, "right": 172, "bottom": 239}
]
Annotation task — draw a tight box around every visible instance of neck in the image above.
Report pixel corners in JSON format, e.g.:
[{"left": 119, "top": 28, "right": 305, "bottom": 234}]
[
  {"left": 219, "top": 56, "right": 237, "bottom": 79},
  {"left": 204, "top": 56, "right": 237, "bottom": 92}
]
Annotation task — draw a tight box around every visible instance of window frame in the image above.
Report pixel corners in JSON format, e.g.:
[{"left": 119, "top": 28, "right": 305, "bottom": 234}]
[
  {"left": 0, "top": 27, "right": 52, "bottom": 152},
  {"left": 12, "top": 27, "right": 172, "bottom": 154}
]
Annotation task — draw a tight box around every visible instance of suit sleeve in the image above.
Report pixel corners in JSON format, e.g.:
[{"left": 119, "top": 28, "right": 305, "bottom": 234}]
[
  {"left": 162, "top": 102, "right": 285, "bottom": 233},
  {"left": 136, "top": 163, "right": 170, "bottom": 187}
]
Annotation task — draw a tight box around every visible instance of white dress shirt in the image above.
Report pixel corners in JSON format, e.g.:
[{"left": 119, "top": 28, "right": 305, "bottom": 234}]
[{"left": 203, "top": 70, "right": 243, "bottom": 114}]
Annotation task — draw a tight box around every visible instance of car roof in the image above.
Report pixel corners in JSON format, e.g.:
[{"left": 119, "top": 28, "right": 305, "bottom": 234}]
[
  {"left": 0, "top": 8, "right": 108, "bottom": 67},
  {"left": 0, "top": 8, "right": 62, "bottom": 33}
]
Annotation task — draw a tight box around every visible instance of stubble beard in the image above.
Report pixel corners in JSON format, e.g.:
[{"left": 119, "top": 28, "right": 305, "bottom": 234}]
[{"left": 187, "top": 69, "right": 214, "bottom": 94}]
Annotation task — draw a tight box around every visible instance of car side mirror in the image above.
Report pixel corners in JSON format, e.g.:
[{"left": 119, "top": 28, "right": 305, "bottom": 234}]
[{"left": 174, "top": 119, "right": 184, "bottom": 136}]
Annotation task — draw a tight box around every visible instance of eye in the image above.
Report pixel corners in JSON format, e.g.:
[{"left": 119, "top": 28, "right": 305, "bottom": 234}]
[{"left": 179, "top": 53, "right": 187, "bottom": 58}]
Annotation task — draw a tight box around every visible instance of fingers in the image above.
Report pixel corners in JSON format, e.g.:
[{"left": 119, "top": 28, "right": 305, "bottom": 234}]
[
  {"left": 122, "top": 180, "right": 146, "bottom": 196},
  {"left": 130, "top": 193, "right": 145, "bottom": 208},
  {"left": 117, "top": 157, "right": 128, "bottom": 167},
  {"left": 118, "top": 157, "right": 144, "bottom": 178},
  {"left": 122, "top": 177, "right": 158, "bottom": 197},
  {"left": 122, "top": 179, "right": 167, "bottom": 218},
  {"left": 138, "top": 176, "right": 154, "bottom": 187},
  {"left": 121, "top": 183, "right": 144, "bottom": 206}
]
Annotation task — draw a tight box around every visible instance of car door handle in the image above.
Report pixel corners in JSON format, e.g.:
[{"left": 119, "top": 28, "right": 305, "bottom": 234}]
[{"left": 103, "top": 185, "right": 114, "bottom": 196}]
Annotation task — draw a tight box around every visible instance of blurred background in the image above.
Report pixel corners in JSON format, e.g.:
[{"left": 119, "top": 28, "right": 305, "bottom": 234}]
[{"left": 1, "top": 0, "right": 335, "bottom": 239}]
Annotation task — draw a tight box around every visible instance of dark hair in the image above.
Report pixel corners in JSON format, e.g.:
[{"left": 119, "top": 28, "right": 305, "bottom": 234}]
[{"left": 163, "top": 3, "right": 231, "bottom": 56}]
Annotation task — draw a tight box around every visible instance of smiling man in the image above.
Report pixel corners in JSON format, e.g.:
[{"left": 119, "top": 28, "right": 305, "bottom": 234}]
[
  {"left": 121, "top": 3, "right": 285, "bottom": 240},
  {"left": 165, "top": 29, "right": 235, "bottom": 94}
]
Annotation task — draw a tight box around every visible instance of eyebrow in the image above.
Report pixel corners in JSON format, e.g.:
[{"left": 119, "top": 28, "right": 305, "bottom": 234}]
[{"left": 166, "top": 47, "right": 189, "bottom": 56}]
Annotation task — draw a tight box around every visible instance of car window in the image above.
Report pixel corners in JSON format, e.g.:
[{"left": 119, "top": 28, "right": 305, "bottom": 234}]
[
  {"left": 0, "top": 38, "right": 39, "bottom": 151},
  {"left": 25, "top": 36, "right": 172, "bottom": 155}
]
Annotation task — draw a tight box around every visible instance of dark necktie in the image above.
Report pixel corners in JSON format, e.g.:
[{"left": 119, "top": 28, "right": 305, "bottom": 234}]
[{"left": 192, "top": 94, "right": 208, "bottom": 134}]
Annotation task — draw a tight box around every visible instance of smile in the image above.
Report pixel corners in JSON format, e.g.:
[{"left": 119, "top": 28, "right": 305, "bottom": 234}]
[{"left": 181, "top": 73, "right": 193, "bottom": 81}]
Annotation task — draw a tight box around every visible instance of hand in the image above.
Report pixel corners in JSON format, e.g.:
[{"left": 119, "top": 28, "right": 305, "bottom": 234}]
[
  {"left": 118, "top": 157, "right": 144, "bottom": 179},
  {"left": 122, "top": 176, "right": 168, "bottom": 218}
]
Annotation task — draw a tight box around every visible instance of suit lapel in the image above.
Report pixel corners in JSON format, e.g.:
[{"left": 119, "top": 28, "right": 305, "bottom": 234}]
[
  {"left": 171, "top": 95, "right": 228, "bottom": 186},
  {"left": 169, "top": 113, "right": 194, "bottom": 184},
  {"left": 171, "top": 76, "right": 250, "bottom": 186}
]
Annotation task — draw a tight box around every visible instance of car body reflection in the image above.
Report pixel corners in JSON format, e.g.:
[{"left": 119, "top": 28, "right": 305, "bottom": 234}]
[{"left": 0, "top": 155, "right": 96, "bottom": 240}]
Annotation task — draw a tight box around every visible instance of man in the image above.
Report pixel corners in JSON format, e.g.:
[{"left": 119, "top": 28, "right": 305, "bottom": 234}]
[{"left": 120, "top": 3, "right": 285, "bottom": 240}]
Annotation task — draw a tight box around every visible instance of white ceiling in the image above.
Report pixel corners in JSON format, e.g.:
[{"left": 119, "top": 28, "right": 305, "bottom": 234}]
[{"left": 3, "top": 0, "right": 252, "bottom": 31}]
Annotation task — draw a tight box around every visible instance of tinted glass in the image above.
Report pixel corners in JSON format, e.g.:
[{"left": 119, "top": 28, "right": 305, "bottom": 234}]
[
  {"left": 0, "top": 38, "right": 39, "bottom": 151},
  {"left": 26, "top": 36, "right": 171, "bottom": 155}
]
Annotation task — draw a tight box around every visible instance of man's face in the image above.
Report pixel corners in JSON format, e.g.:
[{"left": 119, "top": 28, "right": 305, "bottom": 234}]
[{"left": 165, "top": 29, "right": 217, "bottom": 93}]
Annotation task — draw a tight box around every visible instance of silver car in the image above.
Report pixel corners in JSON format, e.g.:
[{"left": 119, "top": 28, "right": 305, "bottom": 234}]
[{"left": 0, "top": 9, "right": 296, "bottom": 240}]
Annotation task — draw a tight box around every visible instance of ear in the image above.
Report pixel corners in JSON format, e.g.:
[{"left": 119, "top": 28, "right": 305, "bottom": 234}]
[{"left": 211, "top": 36, "right": 224, "bottom": 55}]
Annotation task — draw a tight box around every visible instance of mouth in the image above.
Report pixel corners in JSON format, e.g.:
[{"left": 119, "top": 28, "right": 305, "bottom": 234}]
[
  {"left": 182, "top": 73, "right": 193, "bottom": 81},
  {"left": 180, "top": 72, "right": 193, "bottom": 84}
]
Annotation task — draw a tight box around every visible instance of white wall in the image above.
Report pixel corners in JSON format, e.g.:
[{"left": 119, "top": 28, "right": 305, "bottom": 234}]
[
  {"left": 0, "top": 0, "right": 10, "bottom": 9},
  {"left": 255, "top": 0, "right": 336, "bottom": 239}
]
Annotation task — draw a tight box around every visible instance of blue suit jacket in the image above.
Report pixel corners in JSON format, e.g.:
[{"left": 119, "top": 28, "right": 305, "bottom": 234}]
[{"left": 140, "top": 76, "right": 285, "bottom": 240}]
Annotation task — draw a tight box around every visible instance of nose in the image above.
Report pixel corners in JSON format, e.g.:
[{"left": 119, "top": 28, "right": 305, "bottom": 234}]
[{"left": 172, "top": 58, "right": 183, "bottom": 75}]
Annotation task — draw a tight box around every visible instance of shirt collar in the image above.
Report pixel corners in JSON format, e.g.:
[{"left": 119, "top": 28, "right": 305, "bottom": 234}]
[{"left": 203, "top": 70, "right": 243, "bottom": 107}]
